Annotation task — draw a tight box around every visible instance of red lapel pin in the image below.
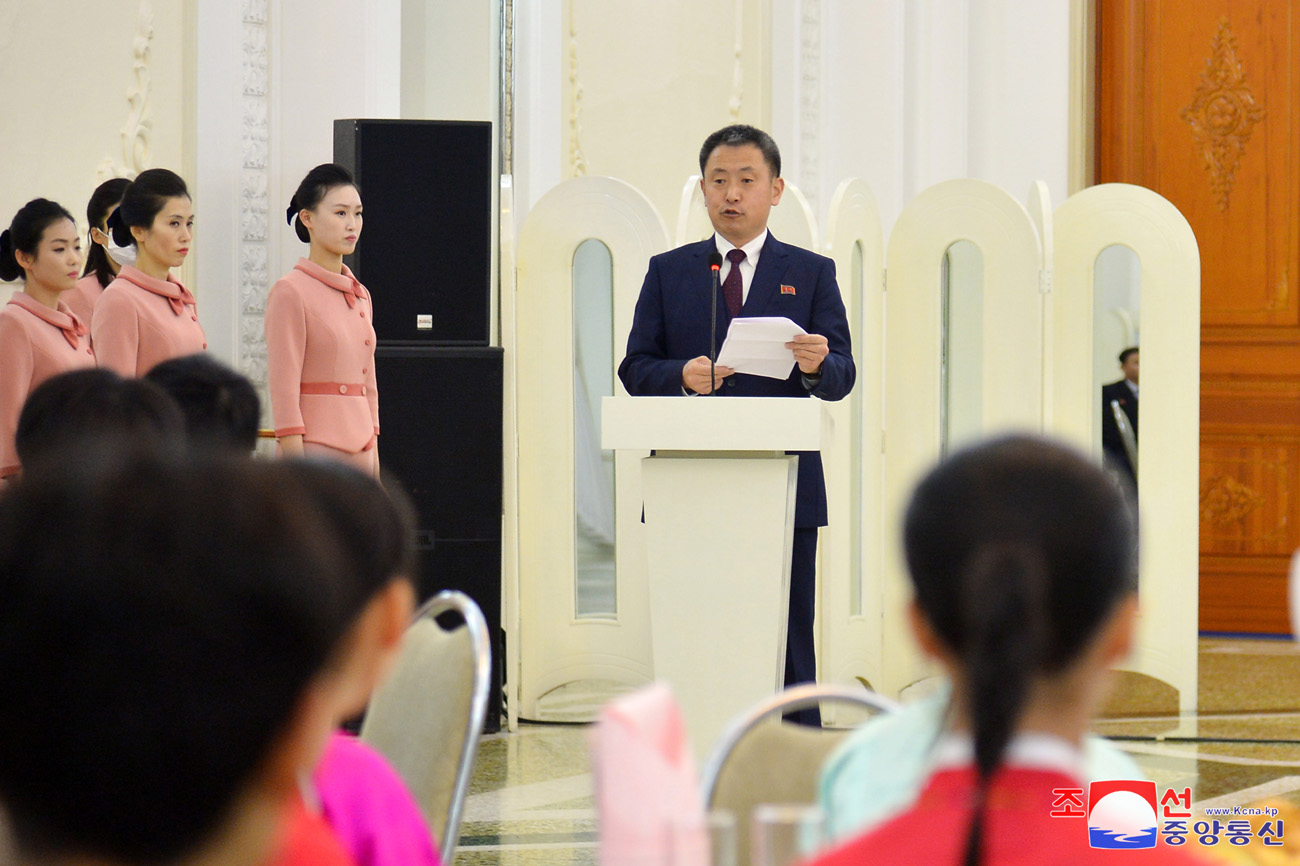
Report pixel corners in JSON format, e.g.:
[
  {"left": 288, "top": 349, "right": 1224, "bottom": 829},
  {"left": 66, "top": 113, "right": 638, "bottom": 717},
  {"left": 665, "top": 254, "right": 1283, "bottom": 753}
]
[{"left": 780, "top": 284, "right": 796, "bottom": 295}]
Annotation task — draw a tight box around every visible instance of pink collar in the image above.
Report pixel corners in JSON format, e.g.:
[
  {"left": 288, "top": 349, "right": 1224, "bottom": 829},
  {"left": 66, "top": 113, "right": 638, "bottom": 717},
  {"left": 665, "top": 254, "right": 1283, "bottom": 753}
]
[
  {"left": 7, "top": 293, "right": 87, "bottom": 349},
  {"left": 293, "top": 257, "right": 368, "bottom": 309},
  {"left": 118, "top": 265, "right": 197, "bottom": 316}
]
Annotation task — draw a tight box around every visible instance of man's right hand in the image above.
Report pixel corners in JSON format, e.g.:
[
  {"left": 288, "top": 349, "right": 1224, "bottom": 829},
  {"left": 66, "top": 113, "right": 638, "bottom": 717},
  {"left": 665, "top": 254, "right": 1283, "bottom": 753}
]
[{"left": 682, "top": 356, "right": 734, "bottom": 394}]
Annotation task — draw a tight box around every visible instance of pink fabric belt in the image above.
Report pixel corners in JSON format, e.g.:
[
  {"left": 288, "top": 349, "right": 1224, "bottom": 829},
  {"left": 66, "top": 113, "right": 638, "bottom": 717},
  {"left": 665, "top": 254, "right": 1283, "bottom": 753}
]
[{"left": 300, "top": 382, "right": 370, "bottom": 397}]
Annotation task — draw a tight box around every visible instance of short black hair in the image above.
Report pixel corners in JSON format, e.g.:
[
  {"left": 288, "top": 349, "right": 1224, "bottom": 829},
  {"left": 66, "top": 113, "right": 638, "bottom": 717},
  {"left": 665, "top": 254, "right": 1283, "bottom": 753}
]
[
  {"left": 0, "top": 199, "right": 77, "bottom": 283},
  {"left": 698, "top": 124, "right": 782, "bottom": 178},
  {"left": 0, "top": 453, "right": 354, "bottom": 862},
  {"left": 1118, "top": 346, "right": 1139, "bottom": 365},
  {"left": 145, "top": 354, "right": 262, "bottom": 453},
  {"left": 15, "top": 369, "right": 185, "bottom": 473}
]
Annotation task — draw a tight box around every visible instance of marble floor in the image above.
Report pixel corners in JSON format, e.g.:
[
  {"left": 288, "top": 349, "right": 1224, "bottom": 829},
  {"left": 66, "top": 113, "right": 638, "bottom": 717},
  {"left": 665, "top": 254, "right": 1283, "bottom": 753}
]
[{"left": 454, "top": 637, "right": 1300, "bottom": 865}]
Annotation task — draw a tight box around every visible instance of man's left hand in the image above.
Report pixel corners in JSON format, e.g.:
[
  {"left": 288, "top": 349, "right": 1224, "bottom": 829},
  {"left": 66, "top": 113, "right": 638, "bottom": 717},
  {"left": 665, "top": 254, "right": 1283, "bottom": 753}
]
[{"left": 786, "top": 333, "right": 829, "bottom": 374}]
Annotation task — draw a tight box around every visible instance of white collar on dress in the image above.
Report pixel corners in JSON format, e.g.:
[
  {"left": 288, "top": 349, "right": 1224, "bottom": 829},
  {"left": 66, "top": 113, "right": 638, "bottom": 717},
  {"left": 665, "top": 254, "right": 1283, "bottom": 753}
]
[{"left": 929, "top": 731, "right": 1087, "bottom": 782}]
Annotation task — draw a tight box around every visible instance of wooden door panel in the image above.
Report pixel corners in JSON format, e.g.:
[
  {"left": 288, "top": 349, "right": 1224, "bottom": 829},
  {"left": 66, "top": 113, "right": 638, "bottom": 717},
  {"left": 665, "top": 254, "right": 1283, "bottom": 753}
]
[
  {"left": 1099, "top": 0, "right": 1300, "bottom": 634},
  {"left": 1151, "top": 3, "right": 1297, "bottom": 329}
]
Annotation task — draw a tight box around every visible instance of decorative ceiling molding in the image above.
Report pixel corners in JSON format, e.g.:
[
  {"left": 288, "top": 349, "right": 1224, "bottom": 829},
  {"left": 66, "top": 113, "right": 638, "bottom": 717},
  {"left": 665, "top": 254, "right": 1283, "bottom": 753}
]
[{"left": 1180, "top": 15, "right": 1266, "bottom": 213}]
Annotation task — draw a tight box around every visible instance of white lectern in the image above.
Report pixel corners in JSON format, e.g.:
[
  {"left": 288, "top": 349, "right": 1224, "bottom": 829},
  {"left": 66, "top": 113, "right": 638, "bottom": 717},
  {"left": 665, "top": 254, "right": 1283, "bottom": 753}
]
[{"left": 602, "top": 396, "right": 833, "bottom": 757}]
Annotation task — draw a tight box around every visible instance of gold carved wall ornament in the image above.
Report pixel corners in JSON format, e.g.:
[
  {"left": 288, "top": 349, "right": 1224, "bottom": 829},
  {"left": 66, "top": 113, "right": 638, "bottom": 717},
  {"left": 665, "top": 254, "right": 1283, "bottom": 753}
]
[
  {"left": 1199, "top": 473, "right": 1265, "bottom": 525},
  {"left": 1180, "top": 16, "right": 1266, "bottom": 213}
]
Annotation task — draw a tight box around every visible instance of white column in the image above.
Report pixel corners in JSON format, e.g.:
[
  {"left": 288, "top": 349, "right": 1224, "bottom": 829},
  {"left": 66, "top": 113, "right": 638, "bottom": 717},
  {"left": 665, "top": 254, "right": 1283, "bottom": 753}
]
[
  {"left": 821, "top": 0, "right": 908, "bottom": 233},
  {"left": 191, "top": 0, "right": 244, "bottom": 370},
  {"left": 513, "top": 0, "right": 564, "bottom": 228},
  {"left": 903, "top": 0, "right": 970, "bottom": 199}
]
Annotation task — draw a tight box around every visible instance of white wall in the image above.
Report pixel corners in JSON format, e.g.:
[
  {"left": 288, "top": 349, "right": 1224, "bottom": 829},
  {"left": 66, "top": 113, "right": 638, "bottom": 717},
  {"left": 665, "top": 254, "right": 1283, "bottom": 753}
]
[
  {"left": 273, "top": 0, "right": 402, "bottom": 292},
  {"left": 967, "top": 0, "right": 1070, "bottom": 206},
  {"left": 771, "top": 0, "right": 1072, "bottom": 238},
  {"left": 0, "top": 0, "right": 185, "bottom": 299},
  {"left": 555, "top": 0, "right": 772, "bottom": 232},
  {"left": 401, "top": 0, "right": 497, "bottom": 122}
]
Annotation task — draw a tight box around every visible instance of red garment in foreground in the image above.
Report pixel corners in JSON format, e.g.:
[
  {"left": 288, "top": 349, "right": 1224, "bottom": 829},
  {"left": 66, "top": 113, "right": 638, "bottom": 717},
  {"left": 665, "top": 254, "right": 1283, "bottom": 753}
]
[
  {"left": 266, "top": 794, "right": 357, "bottom": 866},
  {"left": 806, "top": 766, "right": 1209, "bottom": 866}
]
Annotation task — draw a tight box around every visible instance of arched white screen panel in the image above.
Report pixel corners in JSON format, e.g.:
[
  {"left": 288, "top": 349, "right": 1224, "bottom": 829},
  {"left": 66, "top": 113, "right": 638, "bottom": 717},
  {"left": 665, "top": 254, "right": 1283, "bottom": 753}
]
[
  {"left": 1052, "top": 182, "right": 1200, "bottom": 710},
  {"left": 820, "top": 178, "right": 885, "bottom": 701},
  {"left": 882, "top": 179, "right": 1044, "bottom": 696},
  {"left": 513, "top": 177, "right": 670, "bottom": 719}
]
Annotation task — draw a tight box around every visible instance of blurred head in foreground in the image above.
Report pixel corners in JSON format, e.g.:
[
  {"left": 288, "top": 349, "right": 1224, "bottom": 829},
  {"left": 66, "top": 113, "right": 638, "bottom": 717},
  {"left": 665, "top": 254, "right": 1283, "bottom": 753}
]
[
  {"left": 903, "top": 435, "right": 1138, "bottom": 866},
  {"left": 0, "top": 452, "right": 358, "bottom": 866}
]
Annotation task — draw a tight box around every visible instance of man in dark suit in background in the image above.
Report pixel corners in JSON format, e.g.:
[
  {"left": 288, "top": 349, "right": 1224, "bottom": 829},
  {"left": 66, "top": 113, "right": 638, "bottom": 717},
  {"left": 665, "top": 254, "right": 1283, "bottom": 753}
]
[
  {"left": 1101, "top": 346, "right": 1139, "bottom": 487},
  {"left": 618, "top": 124, "right": 855, "bottom": 726}
]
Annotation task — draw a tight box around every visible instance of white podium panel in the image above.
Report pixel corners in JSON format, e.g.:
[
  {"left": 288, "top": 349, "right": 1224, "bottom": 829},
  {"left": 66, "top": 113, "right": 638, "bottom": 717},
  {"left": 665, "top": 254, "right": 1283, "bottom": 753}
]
[
  {"left": 604, "top": 396, "right": 830, "bottom": 754},
  {"left": 641, "top": 454, "right": 797, "bottom": 757},
  {"left": 602, "top": 396, "right": 830, "bottom": 452}
]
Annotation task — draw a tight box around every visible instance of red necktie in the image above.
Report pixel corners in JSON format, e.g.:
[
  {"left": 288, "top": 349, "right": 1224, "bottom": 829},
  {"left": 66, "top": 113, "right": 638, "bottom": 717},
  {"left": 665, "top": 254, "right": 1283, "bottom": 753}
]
[{"left": 723, "top": 248, "right": 746, "bottom": 318}]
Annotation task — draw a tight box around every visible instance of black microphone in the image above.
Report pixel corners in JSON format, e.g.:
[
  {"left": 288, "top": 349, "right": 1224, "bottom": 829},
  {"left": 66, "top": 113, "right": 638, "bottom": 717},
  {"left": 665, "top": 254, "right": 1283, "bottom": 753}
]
[{"left": 708, "top": 251, "right": 723, "bottom": 395}]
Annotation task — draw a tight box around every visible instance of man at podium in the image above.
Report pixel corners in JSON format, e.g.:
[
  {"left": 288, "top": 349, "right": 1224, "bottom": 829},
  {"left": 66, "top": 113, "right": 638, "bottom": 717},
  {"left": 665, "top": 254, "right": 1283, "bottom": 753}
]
[{"left": 618, "top": 124, "right": 855, "bottom": 725}]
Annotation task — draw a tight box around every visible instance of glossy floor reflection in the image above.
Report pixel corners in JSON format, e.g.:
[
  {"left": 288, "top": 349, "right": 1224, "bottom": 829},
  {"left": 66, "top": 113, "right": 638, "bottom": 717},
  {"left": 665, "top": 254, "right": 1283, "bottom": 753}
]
[{"left": 454, "top": 637, "right": 1300, "bottom": 865}]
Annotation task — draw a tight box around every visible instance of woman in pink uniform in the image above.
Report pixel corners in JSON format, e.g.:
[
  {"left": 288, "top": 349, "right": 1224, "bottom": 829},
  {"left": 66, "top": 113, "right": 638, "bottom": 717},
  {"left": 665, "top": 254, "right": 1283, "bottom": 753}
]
[
  {"left": 266, "top": 164, "right": 379, "bottom": 476},
  {"left": 0, "top": 199, "right": 97, "bottom": 481},
  {"left": 64, "top": 177, "right": 130, "bottom": 325},
  {"left": 92, "top": 168, "right": 207, "bottom": 376}
]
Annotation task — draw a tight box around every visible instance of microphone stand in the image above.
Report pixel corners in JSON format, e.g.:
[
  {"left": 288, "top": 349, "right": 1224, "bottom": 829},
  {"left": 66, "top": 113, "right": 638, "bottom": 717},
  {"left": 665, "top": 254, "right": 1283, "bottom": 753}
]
[{"left": 708, "top": 254, "right": 722, "bottom": 396}]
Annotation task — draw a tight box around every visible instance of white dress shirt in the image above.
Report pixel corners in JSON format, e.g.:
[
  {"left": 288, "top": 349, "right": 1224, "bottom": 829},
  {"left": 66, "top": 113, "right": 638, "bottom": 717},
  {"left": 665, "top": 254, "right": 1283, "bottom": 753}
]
[{"left": 714, "top": 229, "right": 768, "bottom": 306}]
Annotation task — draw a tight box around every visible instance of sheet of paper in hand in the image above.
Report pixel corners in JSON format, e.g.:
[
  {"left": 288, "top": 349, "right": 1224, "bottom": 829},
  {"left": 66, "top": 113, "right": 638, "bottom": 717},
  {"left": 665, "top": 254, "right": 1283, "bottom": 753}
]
[{"left": 714, "top": 316, "right": 808, "bottom": 380}]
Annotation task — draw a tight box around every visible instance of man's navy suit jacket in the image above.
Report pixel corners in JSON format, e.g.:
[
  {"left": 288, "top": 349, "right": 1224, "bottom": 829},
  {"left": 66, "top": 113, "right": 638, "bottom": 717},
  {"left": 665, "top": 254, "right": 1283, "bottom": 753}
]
[{"left": 617, "top": 233, "right": 855, "bottom": 528}]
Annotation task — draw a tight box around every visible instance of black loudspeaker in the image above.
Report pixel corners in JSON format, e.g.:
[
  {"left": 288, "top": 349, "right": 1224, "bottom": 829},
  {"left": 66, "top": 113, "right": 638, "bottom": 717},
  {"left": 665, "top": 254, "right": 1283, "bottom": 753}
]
[
  {"left": 334, "top": 119, "right": 492, "bottom": 346},
  {"left": 376, "top": 346, "right": 504, "bottom": 730}
]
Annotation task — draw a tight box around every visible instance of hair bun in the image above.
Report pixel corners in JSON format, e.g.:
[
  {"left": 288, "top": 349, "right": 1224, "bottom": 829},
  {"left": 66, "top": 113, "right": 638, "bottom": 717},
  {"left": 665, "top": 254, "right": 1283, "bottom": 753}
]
[
  {"left": 105, "top": 208, "right": 133, "bottom": 248},
  {"left": 285, "top": 195, "right": 299, "bottom": 227}
]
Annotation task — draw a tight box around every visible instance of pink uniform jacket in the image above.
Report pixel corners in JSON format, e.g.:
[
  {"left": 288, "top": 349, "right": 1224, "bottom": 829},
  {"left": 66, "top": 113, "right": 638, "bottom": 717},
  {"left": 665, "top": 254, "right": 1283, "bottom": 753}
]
[
  {"left": 91, "top": 265, "right": 207, "bottom": 377},
  {"left": 0, "top": 294, "right": 97, "bottom": 477},
  {"left": 64, "top": 274, "right": 105, "bottom": 326},
  {"left": 265, "top": 258, "right": 379, "bottom": 454}
]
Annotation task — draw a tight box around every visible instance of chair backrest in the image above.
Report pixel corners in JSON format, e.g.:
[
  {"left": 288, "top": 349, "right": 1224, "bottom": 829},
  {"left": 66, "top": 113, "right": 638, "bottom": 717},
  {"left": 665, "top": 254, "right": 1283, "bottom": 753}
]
[
  {"left": 699, "top": 684, "right": 900, "bottom": 866},
  {"left": 360, "top": 590, "right": 492, "bottom": 865}
]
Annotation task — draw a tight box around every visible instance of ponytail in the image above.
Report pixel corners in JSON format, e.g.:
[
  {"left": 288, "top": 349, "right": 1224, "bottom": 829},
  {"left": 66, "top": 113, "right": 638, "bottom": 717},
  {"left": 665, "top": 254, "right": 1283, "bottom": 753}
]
[
  {"left": 958, "top": 543, "right": 1047, "bottom": 866},
  {"left": 0, "top": 198, "right": 77, "bottom": 284},
  {"left": 82, "top": 177, "right": 131, "bottom": 287},
  {"left": 902, "top": 436, "right": 1139, "bottom": 866}
]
